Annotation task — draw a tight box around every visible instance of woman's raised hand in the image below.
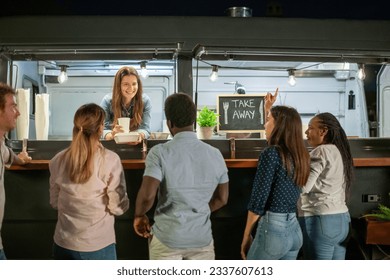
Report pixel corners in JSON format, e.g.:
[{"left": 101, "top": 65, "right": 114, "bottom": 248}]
[{"left": 264, "top": 87, "right": 278, "bottom": 113}]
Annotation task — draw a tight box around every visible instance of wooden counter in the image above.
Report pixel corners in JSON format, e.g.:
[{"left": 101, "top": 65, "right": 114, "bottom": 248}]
[{"left": 7, "top": 157, "right": 390, "bottom": 170}]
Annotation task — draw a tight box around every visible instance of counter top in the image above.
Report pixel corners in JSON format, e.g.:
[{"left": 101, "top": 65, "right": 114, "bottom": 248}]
[
  {"left": 5, "top": 138, "right": 390, "bottom": 170},
  {"left": 7, "top": 157, "right": 390, "bottom": 170}
]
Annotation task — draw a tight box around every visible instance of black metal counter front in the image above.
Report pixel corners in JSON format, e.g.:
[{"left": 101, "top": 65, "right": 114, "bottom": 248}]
[{"left": 3, "top": 138, "right": 390, "bottom": 259}]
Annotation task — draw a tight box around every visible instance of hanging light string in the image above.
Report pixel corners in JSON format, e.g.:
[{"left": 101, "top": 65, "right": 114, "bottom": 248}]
[
  {"left": 209, "top": 65, "right": 219, "bottom": 81},
  {"left": 357, "top": 63, "right": 366, "bottom": 80},
  {"left": 57, "top": 65, "right": 68, "bottom": 84},
  {"left": 139, "top": 61, "right": 149, "bottom": 79},
  {"left": 199, "top": 56, "right": 348, "bottom": 73},
  {"left": 198, "top": 56, "right": 368, "bottom": 87},
  {"left": 287, "top": 69, "right": 296, "bottom": 86}
]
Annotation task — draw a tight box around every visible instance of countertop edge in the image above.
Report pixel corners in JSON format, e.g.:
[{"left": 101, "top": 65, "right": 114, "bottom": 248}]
[{"left": 6, "top": 158, "right": 390, "bottom": 170}]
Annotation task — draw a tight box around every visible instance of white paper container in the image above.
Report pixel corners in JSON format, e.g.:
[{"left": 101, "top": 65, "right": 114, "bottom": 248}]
[
  {"left": 35, "top": 93, "right": 50, "bottom": 140},
  {"left": 114, "top": 132, "right": 140, "bottom": 144}
]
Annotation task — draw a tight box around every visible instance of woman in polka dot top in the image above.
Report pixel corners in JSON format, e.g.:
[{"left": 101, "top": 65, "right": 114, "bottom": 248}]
[{"left": 241, "top": 92, "right": 310, "bottom": 260}]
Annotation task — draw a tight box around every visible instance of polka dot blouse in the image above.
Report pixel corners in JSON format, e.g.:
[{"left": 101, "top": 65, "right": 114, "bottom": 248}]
[{"left": 247, "top": 146, "right": 301, "bottom": 216}]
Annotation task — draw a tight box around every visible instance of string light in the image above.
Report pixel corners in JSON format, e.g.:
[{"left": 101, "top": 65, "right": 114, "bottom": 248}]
[
  {"left": 209, "top": 65, "right": 219, "bottom": 82},
  {"left": 140, "top": 61, "right": 149, "bottom": 79},
  {"left": 57, "top": 65, "right": 68, "bottom": 84},
  {"left": 288, "top": 69, "right": 296, "bottom": 86},
  {"left": 357, "top": 63, "right": 366, "bottom": 80}
]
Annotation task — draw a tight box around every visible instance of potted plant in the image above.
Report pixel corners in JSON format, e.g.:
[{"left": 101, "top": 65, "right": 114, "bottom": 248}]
[
  {"left": 196, "top": 106, "right": 219, "bottom": 139},
  {"left": 362, "top": 204, "right": 390, "bottom": 221},
  {"left": 362, "top": 204, "right": 390, "bottom": 245}
]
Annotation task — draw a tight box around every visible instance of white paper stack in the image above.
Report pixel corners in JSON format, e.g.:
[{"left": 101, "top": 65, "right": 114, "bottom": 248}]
[
  {"left": 35, "top": 93, "right": 50, "bottom": 140},
  {"left": 16, "top": 88, "right": 30, "bottom": 140}
]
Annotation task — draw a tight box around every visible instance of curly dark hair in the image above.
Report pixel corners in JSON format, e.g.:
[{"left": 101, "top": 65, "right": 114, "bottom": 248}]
[{"left": 164, "top": 93, "right": 196, "bottom": 128}]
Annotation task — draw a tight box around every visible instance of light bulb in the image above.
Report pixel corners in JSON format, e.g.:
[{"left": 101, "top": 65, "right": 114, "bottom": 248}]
[
  {"left": 140, "top": 61, "right": 149, "bottom": 79},
  {"left": 357, "top": 63, "right": 366, "bottom": 80},
  {"left": 288, "top": 69, "right": 296, "bottom": 86},
  {"left": 57, "top": 65, "right": 68, "bottom": 84},
  {"left": 209, "top": 65, "right": 219, "bottom": 82}
]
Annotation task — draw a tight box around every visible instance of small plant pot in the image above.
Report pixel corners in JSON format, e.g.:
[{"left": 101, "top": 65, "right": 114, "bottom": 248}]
[
  {"left": 365, "top": 217, "right": 390, "bottom": 245},
  {"left": 197, "top": 126, "right": 214, "bottom": 139}
]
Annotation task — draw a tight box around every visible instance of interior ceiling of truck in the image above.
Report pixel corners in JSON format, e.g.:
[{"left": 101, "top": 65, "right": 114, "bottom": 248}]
[
  {"left": 9, "top": 42, "right": 386, "bottom": 78},
  {"left": 42, "top": 59, "right": 330, "bottom": 78},
  {"left": 38, "top": 59, "right": 354, "bottom": 81}
]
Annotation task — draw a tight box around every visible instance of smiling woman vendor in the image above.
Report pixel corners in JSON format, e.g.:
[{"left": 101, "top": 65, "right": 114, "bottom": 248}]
[{"left": 100, "top": 66, "right": 152, "bottom": 142}]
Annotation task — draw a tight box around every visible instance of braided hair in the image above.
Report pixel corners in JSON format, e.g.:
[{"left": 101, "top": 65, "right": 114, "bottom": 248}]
[{"left": 315, "top": 113, "right": 354, "bottom": 194}]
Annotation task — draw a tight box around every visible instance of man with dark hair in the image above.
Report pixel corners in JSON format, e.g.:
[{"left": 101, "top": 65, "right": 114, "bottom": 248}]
[
  {"left": 0, "top": 83, "right": 32, "bottom": 260},
  {"left": 134, "top": 92, "right": 229, "bottom": 260}
]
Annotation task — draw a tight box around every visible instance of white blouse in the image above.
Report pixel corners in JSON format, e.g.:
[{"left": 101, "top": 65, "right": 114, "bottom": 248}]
[{"left": 298, "top": 144, "right": 349, "bottom": 217}]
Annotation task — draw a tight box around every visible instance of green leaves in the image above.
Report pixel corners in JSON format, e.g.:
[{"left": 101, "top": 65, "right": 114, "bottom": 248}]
[
  {"left": 362, "top": 204, "right": 390, "bottom": 221},
  {"left": 196, "top": 106, "right": 219, "bottom": 127}
]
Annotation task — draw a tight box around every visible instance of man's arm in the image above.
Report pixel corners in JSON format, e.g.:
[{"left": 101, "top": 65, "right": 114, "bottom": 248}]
[
  {"left": 133, "top": 175, "right": 160, "bottom": 238},
  {"left": 209, "top": 182, "right": 229, "bottom": 212}
]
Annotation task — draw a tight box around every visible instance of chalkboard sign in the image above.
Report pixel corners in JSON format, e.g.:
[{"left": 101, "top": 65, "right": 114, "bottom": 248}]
[{"left": 217, "top": 94, "right": 266, "bottom": 132}]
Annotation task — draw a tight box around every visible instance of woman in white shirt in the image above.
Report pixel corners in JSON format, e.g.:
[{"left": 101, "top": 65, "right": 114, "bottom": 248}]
[
  {"left": 49, "top": 103, "right": 129, "bottom": 260},
  {"left": 298, "top": 112, "right": 353, "bottom": 260}
]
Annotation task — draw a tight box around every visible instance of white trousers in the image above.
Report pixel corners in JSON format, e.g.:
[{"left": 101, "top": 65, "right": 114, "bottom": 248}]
[{"left": 149, "top": 235, "right": 215, "bottom": 260}]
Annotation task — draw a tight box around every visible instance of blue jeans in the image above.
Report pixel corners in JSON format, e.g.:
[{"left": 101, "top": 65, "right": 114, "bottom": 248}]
[
  {"left": 247, "top": 211, "right": 303, "bottom": 260},
  {"left": 298, "top": 212, "right": 351, "bottom": 260},
  {"left": 0, "top": 249, "right": 6, "bottom": 260},
  {"left": 53, "top": 243, "right": 117, "bottom": 260}
]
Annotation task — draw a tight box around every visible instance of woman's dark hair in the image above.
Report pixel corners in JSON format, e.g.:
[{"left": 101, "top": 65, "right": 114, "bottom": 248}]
[
  {"left": 315, "top": 112, "right": 354, "bottom": 193},
  {"left": 164, "top": 93, "right": 196, "bottom": 128},
  {"left": 268, "top": 106, "right": 310, "bottom": 186}
]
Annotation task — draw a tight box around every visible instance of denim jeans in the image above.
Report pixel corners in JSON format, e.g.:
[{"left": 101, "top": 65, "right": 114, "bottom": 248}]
[
  {"left": 298, "top": 212, "right": 351, "bottom": 260},
  {"left": 247, "top": 211, "right": 303, "bottom": 260},
  {"left": 53, "top": 243, "right": 117, "bottom": 260},
  {"left": 0, "top": 249, "right": 6, "bottom": 260}
]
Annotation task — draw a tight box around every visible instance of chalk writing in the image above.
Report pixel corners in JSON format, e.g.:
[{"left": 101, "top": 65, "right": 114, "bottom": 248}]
[{"left": 217, "top": 94, "right": 266, "bottom": 132}]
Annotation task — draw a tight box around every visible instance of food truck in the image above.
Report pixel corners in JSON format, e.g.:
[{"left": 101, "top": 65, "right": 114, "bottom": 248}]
[{"left": 0, "top": 15, "right": 389, "bottom": 260}]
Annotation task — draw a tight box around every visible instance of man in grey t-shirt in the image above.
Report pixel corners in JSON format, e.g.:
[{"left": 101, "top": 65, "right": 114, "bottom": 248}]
[{"left": 133, "top": 93, "right": 229, "bottom": 260}]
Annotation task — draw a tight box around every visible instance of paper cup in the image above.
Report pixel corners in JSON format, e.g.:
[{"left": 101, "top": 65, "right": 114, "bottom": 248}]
[{"left": 118, "top": 117, "right": 130, "bottom": 133}]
